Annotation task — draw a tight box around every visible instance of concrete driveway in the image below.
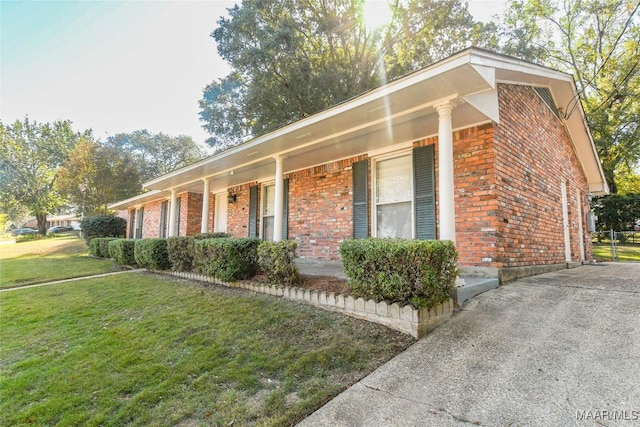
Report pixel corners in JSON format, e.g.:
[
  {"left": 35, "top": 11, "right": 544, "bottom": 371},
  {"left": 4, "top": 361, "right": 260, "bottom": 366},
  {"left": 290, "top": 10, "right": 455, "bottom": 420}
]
[{"left": 299, "top": 263, "right": 640, "bottom": 426}]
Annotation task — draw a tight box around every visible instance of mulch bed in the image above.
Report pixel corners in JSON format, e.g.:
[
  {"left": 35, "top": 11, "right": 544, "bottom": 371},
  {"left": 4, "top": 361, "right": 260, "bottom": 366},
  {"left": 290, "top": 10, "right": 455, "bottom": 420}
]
[{"left": 244, "top": 273, "right": 351, "bottom": 295}]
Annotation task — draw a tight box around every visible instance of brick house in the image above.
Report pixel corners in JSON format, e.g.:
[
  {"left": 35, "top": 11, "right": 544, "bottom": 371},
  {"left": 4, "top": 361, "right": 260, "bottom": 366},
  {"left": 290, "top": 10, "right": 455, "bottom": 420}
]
[{"left": 110, "top": 48, "right": 608, "bottom": 289}]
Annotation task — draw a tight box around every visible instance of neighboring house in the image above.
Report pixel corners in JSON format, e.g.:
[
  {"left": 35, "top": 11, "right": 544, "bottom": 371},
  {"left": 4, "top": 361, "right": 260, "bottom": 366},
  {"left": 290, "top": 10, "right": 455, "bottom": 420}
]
[
  {"left": 24, "top": 215, "right": 80, "bottom": 230},
  {"left": 46, "top": 214, "right": 81, "bottom": 230},
  {"left": 110, "top": 48, "right": 608, "bottom": 284}
]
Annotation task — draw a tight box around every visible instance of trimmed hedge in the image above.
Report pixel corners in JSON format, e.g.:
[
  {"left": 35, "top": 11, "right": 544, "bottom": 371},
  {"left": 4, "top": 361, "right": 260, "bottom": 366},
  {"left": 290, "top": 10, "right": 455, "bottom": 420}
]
[
  {"left": 134, "top": 238, "right": 170, "bottom": 270},
  {"left": 167, "top": 236, "right": 195, "bottom": 272},
  {"left": 80, "top": 215, "right": 126, "bottom": 243},
  {"left": 258, "top": 240, "right": 300, "bottom": 285},
  {"left": 194, "top": 238, "right": 260, "bottom": 281},
  {"left": 194, "top": 232, "right": 230, "bottom": 240},
  {"left": 108, "top": 239, "right": 137, "bottom": 266},
  {"left": 89, "top": 237, "right": 119, "bottom": 258},
  {"left": 340, "top": 238, "right": 458, "bottom": 309}
]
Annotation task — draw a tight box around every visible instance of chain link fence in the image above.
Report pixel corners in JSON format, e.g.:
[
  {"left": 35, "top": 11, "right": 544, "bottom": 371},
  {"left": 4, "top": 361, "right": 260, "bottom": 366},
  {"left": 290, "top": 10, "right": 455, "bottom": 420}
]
[{"left": 592, "top": 230, "right": 640, "bottom": 262}]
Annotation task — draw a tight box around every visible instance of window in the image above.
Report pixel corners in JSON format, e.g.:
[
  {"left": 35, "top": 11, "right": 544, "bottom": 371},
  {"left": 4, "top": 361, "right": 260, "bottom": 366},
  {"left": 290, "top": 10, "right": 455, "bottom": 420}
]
[
  {"left": 135, "top": 207, "right": 144, "bottom": 239},
  {"left": 159, "top": 201, "right": 168, "bottom": 238},
  {"left": 175, "top": 197, "right": 181, "bottom": 236},
  {"left": 214, "top": 193, "right": 227, "bottom": 233},
  {"left": 374, "top": 154, "right": 413, "bottom": 239},
  {"left": 128, "top": 210, "right": 135, "bottom": 239},
  {"left": 262, "top": 184, "right": 275, "bottom": 241}
]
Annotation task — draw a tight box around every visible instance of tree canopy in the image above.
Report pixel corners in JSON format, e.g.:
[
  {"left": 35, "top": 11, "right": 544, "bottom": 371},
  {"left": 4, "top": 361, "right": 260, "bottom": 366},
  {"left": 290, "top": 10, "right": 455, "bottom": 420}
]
[
  {"left": 106, "top": 130, "right": 205, "bottom": 182},
  {"left": 200, "top": 0, "right": 638, "bottom": 192},
  {"left": 0, "top": 121, "right": 206, "bottom": 229},
  {"left": 56, "top": 139, "right": 142, "bottom": 216},
  {"left": 500, "top": 0, "right": 639, "bottom": 192},
  {"left": 0, "top": 118, "right": 88, "bottom": 233},
  {"left": 199, "top": 0, "right": 498, "bottom": 150}
]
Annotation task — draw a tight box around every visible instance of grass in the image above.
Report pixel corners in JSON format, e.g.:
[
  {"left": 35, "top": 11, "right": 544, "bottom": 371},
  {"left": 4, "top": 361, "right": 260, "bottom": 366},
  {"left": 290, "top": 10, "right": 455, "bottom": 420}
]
[
  {"left": 0, "top": 235, "right": 122, "bottom": 289},
  {"left": 592, "top": 242, "right": 640, "bottom": 262},
  {"left": 0, "top": 273, "right": 414, "bottom": 426}
]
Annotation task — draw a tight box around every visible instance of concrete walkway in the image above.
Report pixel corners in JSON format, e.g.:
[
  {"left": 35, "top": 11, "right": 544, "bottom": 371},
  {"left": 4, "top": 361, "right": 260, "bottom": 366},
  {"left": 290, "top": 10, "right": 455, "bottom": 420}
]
[
  {"left": 0, "top": 269, "right": 145, "bottom": 292},
  {"left": 299, "top": 263, "right": 640, "bottom": 426}
]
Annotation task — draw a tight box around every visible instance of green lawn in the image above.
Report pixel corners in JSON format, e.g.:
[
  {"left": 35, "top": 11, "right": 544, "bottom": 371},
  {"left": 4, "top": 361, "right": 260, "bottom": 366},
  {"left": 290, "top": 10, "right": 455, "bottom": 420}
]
[
  {"left": 0, "top": 235, "right": 121, "bottom": 289},
  {"left": 592, "top": 243, "right": 640, "bottom": 262},
  {"left": 0, "top": 272, "right": 414, "bottom": 426}
]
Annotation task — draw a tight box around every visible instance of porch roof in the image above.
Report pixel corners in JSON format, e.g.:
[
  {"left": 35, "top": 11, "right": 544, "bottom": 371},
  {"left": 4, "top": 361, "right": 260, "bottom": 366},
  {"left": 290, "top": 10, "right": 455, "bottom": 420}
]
[{"left": 110, "top": 48, "right": 608, "bottom": 210}]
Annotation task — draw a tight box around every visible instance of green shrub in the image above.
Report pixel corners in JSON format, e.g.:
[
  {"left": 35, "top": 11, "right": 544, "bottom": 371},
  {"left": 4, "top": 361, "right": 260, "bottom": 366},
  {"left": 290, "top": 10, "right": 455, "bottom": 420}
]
[
  {"left": 108, "top": 239, "right": 137, "bottom": 266},
  {"left": 134, "top": 238, "right": 170, "bottom": 270},
  {"left": 15, "top": 234, "right": 48, "bottom": 243},
  {"left": 258, "top": 240, "right": 300, "bottom": 285},
  {"left": 89, "top": 237, "right": 119, "bottom": 258},
  {"left": 340, "top": 238, "right": 458, "bottom": 309},
  {"left": 193, "top": 232, "right": 230, "bottom": 240},
  {"left": 194, "top": 238, "right": 260, "bottom": 281},
  {"left": 167, "top": 236, "right": 195, "bottom": 272},
  {"left": 80, "top": 215, "right": 126, "bottom": 243}
]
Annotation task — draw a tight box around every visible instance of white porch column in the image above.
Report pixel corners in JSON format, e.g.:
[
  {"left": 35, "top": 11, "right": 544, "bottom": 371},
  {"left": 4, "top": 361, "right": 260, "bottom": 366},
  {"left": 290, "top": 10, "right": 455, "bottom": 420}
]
[
  {"left": 273, "top": 155, "right": 285, "bottom": 241},
  {"left": 201, "top": 179, "right": 210, "bottom": 233},
  {"left": 168, "top": 189, "right": 178, "bottom": 237},
  {"left": 436, "top": 102, "right": 456, "bottom": 244}
]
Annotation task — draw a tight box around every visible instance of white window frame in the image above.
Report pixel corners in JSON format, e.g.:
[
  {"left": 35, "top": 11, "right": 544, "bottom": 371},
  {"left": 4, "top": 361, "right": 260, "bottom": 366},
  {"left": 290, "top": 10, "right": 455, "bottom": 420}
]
[
  {"left": 260, "top": 181, "right": 275, "bottom": 240},
  {"left": 372, "top": 149, "right": 415, "bottom": 239}
]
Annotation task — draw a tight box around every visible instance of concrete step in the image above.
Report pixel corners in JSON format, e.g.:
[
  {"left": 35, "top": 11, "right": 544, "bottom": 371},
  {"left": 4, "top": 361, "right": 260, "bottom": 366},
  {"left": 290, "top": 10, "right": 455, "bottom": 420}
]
[{"left": 454, "top": 276, "right": 500, "bottom": 306}]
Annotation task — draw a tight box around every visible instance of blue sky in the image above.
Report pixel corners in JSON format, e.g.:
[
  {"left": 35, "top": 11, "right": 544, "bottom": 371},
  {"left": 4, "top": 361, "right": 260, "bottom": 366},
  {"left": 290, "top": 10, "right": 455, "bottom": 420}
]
[{"left": 1, "top": 0, "right": 504, "bottom": 146}]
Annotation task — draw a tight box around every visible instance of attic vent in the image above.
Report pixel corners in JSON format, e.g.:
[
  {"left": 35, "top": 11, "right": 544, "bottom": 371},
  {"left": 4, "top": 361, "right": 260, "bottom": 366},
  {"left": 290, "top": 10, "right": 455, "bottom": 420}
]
[{"left": 534, "top": 87, "right": 559, "bottom": 117}]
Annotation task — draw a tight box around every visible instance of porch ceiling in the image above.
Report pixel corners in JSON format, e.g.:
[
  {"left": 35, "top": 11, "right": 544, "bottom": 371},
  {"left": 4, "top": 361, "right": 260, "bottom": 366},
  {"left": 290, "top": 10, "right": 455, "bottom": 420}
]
[
  {"left": 118, "top": 48, "right": 607, "bottom": 206},
  {"left": 144, "top": 55, "right": 495, "bottom": 196}
]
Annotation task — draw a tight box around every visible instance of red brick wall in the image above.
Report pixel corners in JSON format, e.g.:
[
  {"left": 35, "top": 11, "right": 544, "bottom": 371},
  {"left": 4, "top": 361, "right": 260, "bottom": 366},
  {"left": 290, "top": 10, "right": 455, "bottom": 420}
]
[
  {"left": 287, "top": 156, "right": 366, "bottom": 260},
  {"left": 227, "top": 182, "right": 258, "bottom": 237},
  {"left": 453, "top": 125, "right": 501, "bottom": 265},
  {"left": 492, "top": 84, "right": 590, "bottom": 267},
  {"left": 140, "top": 200, "right": 163, "bottom": 238},
  {"left": 176, "top": 192, "right": 203, "bottom": 236},
  {"left": 125, "top": 83, "right": 592, "bottom": 269}
]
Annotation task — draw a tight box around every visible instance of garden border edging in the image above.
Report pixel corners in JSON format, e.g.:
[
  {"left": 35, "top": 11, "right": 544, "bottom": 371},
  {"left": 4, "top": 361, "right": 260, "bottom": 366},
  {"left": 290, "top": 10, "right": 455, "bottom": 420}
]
[{"left": 156, "top": 270, "right": 454, "bottom": 339}]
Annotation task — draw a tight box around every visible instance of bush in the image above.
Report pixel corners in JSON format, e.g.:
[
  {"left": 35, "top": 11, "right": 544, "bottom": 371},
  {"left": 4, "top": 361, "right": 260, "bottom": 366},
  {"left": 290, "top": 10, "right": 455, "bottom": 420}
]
[
  {"left": 89, "top": 237, "right": 119, "bottom": 258},
  {"left": 194, "top": 232, "right": 230, "bottom": 240},
  {"left": 80, "top": 215, "right": 126, "bottom": 243},
  {"left": 340, "top": 238, "right": 458, "bottom": 309},
  {"left": 258, "top": 240, "right": 300, "bottom": 285},
  {"left": 194, "top": 238, "right": 260, "bottom": 281},
  {"left": 108, "top": 239, "right": 137, "bottom": 266},
  {"left": 134, "top": 238, "right": 170, "bottom": 270},
  {"left": 167, "top": 236, "right": 195, "bottom": 272}
]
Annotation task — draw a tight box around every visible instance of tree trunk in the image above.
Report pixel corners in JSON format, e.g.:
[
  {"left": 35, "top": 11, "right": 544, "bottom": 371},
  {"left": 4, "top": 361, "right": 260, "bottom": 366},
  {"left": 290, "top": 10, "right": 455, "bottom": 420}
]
[{"left": 36, "top": 213, "right": 47, "bottom": 235}]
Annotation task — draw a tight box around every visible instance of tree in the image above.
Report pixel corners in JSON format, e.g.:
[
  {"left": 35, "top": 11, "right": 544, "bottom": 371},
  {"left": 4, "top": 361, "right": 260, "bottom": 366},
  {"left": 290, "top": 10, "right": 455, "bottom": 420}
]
[
  {"left": 0, "top": 118, "right": 88, "bottom": 234},
  {"left": 56, "top": 139, "right": 142, "bottom": 215},
  {"left": 500, "top": 0, "right": 640, "bottom": 192},
  {"left": 105, "top": 130, "right": 205, "bottom": 182},
  {"left": 593, "top": 193, "right": 640, "bottom": 230},
  {"left": 200, "top": 0, "right": 498, "bottom": 150}
]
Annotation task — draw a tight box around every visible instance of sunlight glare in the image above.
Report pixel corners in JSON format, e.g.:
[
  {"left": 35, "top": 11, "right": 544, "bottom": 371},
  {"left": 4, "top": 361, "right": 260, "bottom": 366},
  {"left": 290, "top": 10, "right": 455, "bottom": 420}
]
[{"left": 362, "top": 0, "right": 393, "bottom": 31}]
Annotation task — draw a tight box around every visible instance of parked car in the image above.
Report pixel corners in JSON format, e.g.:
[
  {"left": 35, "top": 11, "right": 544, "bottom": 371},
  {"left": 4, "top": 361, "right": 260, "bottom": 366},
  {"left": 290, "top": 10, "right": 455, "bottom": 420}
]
[
  {"left": 47, "top": 225, "right": 74, "bottom": 234},
  {"left": 11, "top": 228, "right": 38, "bottom": 236}
]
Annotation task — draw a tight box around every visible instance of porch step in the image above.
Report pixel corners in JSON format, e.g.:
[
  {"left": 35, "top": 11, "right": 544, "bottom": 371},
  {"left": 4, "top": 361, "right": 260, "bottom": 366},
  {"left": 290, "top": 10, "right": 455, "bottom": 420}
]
[{"left": 454, "top": 276, "right": 500, "bottom": 306}]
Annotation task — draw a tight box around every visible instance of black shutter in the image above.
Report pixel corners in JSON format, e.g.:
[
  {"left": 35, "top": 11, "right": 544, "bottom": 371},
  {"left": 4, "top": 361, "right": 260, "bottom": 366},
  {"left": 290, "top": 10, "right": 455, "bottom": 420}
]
[
  {"left": 248, "top": 185, "right": 258, "bottom": 238},
  {"left": 282, "top": 178, "right": 289, "bottom": 240},
  {"left": 352, "top": 159, "right": 369, "bottom": 239},
  {"left": 414, "top": 145, "right": 436, "bottom": 240}
]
